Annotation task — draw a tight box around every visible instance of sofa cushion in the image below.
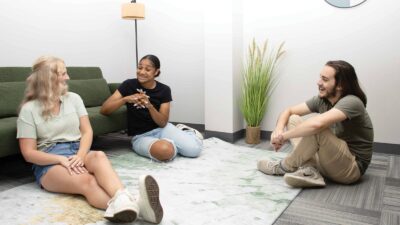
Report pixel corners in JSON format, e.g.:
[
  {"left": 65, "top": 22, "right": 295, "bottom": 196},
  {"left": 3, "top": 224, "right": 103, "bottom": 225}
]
[
  {"left": 0, "top": 82, "right": 26, "bottom": 118},
  {"left": 0, "top": 67, "right": 103, "bottom": 82},
  {"left": 108, "top": 83, "right": 121, "bottom": 94},
  {"left": 0, "top": 117, "right": 19, "bottom": 158},
  {"left": 68, "top": 79, "right": 111, "bottom": 107},
  {"left": 0, "top": 67, "right": 31, "bottom": 82},
  {"left": 67, "top": 67, "right": 104, "bottom": 80},
  {"left": 86, "top": 106, "right": 127, "bottom": 136}
]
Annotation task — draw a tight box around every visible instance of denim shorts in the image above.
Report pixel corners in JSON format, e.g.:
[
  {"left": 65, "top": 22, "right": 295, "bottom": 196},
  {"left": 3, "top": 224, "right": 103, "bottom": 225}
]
[
  {"left": 32, "top": 141, "right": 80, "bottom": 187},
  {"left": 131, "top": 123, "right": 202, "bottom": 161}
]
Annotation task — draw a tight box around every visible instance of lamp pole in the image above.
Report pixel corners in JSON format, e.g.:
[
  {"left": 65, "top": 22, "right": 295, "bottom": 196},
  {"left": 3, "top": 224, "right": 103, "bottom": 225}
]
[
  {"left": 122, "top": 0, "right": 144, "bottom": 68},
  {"left": 132, "top": 0, "right": 139, "bottom": 68}
]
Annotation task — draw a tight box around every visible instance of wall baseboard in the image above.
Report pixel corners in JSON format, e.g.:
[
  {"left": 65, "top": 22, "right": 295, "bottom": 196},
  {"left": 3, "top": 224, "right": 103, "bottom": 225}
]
[
  {"left": 204, "top": 129, "right": 244, "bottom": 143},
  {"left": 373, "top": 142, "right": 400, "bottom": 155},
  {"left": 171, "top": 123, "right": 400, "bottom": 155},
  {"left": 201, "top": 127, "right": 400, "bottom": 155},
  {"left": 204, "top": 129, "right": 272, "bottom": 143}
]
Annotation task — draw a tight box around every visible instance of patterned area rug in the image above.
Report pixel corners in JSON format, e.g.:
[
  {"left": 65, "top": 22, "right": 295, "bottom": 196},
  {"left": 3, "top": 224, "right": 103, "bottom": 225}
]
[{"left": 0, "top": 138, "right": 300, "bottom": 225}]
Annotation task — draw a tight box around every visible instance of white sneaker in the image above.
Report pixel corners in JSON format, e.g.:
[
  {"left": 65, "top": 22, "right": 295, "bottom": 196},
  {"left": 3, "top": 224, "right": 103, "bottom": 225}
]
[
  {"left": 104, "top": 189, "right": 139, "bottom": 223},
  {"left": 284, "top": 166, "right": 326, "bottom": 188},
  {"left": 176, "top": 123, "right": 204, "bottom": 140},
  {"left": 138, "top": 175, "right": 163, "bottom": 224}
]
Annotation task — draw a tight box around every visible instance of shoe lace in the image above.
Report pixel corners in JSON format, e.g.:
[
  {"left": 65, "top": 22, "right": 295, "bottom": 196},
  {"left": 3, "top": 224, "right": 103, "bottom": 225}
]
[{"left": 268, "top": 161, "right": 285, "bottom": 174}]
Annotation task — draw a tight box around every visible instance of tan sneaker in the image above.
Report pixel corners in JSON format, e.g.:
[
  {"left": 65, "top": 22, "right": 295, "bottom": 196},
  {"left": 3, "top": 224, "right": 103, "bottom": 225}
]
[
  {"left": 176, "top": 124, "right": 204, "bottom": 140},
  {"left": 257, "top": 159, "right": 288, "bottom": 176},
  {"left": 284, "top": 166, "right": 326, "bottom": 188},
  {"left": 138, "top": 175, "right": 163, "bottom": 224},
  {"left": 104, "top": 189, "right": 138, "bottom": 223}
]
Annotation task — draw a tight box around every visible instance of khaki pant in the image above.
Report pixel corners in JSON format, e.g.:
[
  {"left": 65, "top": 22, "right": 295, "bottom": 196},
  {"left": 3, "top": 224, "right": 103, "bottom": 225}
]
[{"left": 283, "top": 115, "right": 361, "bottom": 184}]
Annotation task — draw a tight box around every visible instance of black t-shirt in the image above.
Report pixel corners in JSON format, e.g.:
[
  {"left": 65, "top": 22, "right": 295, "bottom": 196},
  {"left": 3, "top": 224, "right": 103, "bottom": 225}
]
[{"left": 118, "top": 79, "right": 172, "bottom": 136}]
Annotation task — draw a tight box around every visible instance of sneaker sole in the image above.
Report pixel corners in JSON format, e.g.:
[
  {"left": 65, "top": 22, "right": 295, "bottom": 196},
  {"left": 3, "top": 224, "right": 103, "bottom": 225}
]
[
  {"left": 284, "top": 174, "right": 326, "bottom": 188},
  {"left": 139, "top": 175, "right": 163, "bottom": 224},
  {"left": 104, "top": 209, "right": 137, "bottom": 223}
]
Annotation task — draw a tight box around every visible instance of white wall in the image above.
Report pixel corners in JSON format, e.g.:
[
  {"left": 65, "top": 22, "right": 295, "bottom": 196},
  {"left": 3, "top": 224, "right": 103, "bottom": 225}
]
[
  {"left": 139, "top": 0, "right": 204, "bottom": 124},
  {"left": 204, "top": 0, "right": 243, "bottom": 133},
  {"left": 0, "top": 0, "right": 132, "bottom": 81},
  {"left": 1, "top": 0, "right": 399, "bottom": 144},
  {"left": 0, "top": 0, "right": 205, "bottom": 125},
  {"left": 243, "top": 0, "right": 400, "bottom": 144}
]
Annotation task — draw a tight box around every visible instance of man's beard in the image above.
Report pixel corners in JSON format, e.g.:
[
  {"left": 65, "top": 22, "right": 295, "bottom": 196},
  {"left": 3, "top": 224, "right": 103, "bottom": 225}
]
[
  {"left": 319, "top": 84, "right": 338, "bottom": 100},
  {"left": 324, "top": 86, "right": 337, "bottom": 99}
]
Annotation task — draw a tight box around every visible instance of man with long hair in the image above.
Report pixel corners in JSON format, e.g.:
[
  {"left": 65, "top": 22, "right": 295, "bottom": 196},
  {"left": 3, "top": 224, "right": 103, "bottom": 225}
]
[{"left": 257, "top": 60, "right": 374, "bottom": 188}]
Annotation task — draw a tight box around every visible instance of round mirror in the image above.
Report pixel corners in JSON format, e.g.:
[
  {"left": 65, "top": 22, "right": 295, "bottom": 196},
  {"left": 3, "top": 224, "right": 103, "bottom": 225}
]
[{"left": 325, "top": 0, "right": 367, "bottom": 8}]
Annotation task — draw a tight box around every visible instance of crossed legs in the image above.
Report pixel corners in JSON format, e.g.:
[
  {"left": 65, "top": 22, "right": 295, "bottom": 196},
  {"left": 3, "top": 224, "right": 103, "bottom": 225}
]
[
  {"left": 41, "top": 151, "right": 123, "bottom": 209},
  {"left": 283, "top": 115, "right": 360, "bottom": 184},
  {"left": 132, "top": 123, "right": 203, "bottom": 162}
]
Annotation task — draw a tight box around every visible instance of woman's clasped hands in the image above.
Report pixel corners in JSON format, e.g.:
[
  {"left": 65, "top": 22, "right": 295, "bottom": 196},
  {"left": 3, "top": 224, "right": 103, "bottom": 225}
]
[{"left": 124, "top": 88, "right": 151, "bottom": 109}]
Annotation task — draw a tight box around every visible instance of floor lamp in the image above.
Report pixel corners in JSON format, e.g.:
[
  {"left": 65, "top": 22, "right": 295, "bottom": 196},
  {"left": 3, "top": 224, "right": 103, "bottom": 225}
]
[{"left": 122, "top": 0, "right": 145, "bottom": 68}]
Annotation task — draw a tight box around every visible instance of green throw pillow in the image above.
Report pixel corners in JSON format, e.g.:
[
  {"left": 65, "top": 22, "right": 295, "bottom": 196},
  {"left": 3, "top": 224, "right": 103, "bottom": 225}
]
[
  {"left": 0, "top": 82, "right": 26, "bottom": 118},
  {"left": 68, "top": 79, "right": 111, "bottom": 107}
]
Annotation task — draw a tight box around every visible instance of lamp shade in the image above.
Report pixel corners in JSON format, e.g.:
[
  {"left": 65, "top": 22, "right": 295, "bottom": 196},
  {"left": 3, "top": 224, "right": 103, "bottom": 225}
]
[{"left": 121, "top": 3, "right": 145, "bottom": 19}]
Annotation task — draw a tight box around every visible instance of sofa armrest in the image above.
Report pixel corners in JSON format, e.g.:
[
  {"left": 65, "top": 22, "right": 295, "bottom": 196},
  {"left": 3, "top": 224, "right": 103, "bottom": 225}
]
[{"left": 108, "top": 83, "right": 121, "bottom": 94}]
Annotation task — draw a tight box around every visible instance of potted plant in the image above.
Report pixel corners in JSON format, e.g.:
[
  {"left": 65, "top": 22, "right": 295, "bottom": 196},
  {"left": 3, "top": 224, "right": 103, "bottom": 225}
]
[{"left": 240, "top": 39, "right": 285, "bottom": 144}]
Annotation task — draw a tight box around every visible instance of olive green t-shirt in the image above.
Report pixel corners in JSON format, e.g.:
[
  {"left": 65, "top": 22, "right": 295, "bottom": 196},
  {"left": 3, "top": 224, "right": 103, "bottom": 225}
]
[
  {"left": 306, "top": 95, "right": 374, "bottom": 174},
  {"left": 17, "top": 92, "right": 88, "bottom": 151}
]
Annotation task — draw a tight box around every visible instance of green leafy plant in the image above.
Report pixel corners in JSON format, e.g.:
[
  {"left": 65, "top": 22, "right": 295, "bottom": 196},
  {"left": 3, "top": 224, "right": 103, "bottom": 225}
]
[{"left": 240, "top": 38, "right": 285, "bottom": 127}]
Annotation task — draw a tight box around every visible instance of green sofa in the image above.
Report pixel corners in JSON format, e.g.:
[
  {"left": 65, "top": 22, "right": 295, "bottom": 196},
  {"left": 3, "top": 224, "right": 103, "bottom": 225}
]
[{"left": 0, "top": 67, "right": 127, "bottom": 158}]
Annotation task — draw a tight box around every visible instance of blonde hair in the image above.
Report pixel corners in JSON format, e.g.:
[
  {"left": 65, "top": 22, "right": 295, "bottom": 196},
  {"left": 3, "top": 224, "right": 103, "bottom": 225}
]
[{"left": 20, "top": 56, "right": 68, "bottom": 119}]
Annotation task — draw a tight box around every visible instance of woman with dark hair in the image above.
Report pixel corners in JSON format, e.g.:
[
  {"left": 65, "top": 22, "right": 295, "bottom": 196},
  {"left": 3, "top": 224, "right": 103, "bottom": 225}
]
[
  {"left": 17, "top": 56, "right": 163, "bottom": 223},
  {"left": 257, "top": 60, "right": 373, "bottom": 188},
  {"left": 101, "top": 55, "right": 203, "bottom": 162}
]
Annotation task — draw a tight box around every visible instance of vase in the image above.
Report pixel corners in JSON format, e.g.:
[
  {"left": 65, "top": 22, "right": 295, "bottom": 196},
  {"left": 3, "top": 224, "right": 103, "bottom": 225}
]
[{"left": 245, "top": 126, "right": 261, "bottom": 144}]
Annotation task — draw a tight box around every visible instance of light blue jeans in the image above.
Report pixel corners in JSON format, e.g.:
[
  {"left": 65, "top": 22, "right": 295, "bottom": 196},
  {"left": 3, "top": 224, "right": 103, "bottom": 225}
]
[
  {"left": 131, "top": 123, "right": 203, "bottom": 161},
  {"left": 32, "top": 141, "right": 80, "bottom": 186}
]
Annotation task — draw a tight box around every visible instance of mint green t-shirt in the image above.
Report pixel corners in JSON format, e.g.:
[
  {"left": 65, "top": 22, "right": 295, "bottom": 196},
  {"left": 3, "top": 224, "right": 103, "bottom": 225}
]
[
  {"left": 306, "top": 95, "right": 374, "bottom": 175},
  {"left": 17, "top": 92, "right": 88, "bottom": 151}
]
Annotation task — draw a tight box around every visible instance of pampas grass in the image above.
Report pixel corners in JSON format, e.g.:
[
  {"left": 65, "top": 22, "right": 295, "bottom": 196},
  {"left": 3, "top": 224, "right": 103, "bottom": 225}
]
[{"left": 240, "top": 39, "right": 285, "bottom": 127}]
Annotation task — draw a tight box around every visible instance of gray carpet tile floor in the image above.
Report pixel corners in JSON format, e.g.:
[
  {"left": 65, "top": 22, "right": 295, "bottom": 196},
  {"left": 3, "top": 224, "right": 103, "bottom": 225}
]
[
  {"left": 1, "top": 133, "right": 399, "bottom": 225},
  {"left": 232, "top": 139, "right": 400, "bottom": 225}
]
